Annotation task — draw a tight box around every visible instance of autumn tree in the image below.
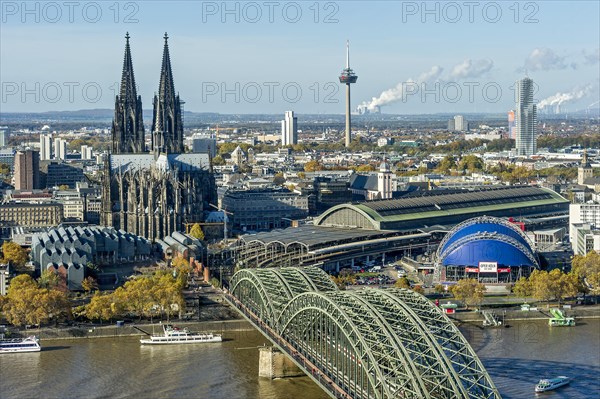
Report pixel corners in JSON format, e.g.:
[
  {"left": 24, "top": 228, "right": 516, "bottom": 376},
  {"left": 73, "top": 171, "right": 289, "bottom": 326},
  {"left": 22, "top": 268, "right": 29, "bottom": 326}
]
[
  {"left": 81, "top": 276, "right": 99, "bottom": 293},
  {"left": 571, "top": 251, "right": 600, "bottom": 294},
  {"left": 512, "top": 277, "right": 532, "bottom": 298},
  {"left": 436, "top": 155, "right": 456, "bottom": 173},
  {"left": 2, "top": 274, "right": 70, "bottom": 326},
  {"left": 85, "top": 292, "right": 120, "bottom": 323},
  {"left": 189, "top": 223, "right": 205, "bottom": 241},
  {"left": 304, "top": 160, "right": 323, "bottom": 172},
  {"left": 434, "top": 284, "right": 446, "bottom": 295},
  {"left": 121, "top": 277, "right": 154, "bottom": 320},
  {"left": 394, "top": 277, "right": 411, "bottom": 289},
  {"left": 528, "top": 269, "right": 581, "bottom": 304},
  {"left": 38, "top": 269, "right": 65, "bottom": 291},
  {"left": 0, "top": 163, "right": 10, "bottom": 175},
  {"left": 1, "top": 241, "right": 28, "bottom": 269},
  {"left": 171, "top": 256, "right": 192, "bottom": 288},
  {"left": 150, "top": 271, "right": 184, "bottom": 321},
  {"left": 450, "top": 278, "right": 486, "bottom": 309}
]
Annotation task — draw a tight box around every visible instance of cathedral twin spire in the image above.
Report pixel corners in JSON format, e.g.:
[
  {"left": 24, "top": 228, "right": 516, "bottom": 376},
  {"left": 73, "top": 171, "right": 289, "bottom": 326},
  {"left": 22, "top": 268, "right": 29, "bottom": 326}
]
[{"left": 111, "top": 32, "right": 184, "bottom": 155}]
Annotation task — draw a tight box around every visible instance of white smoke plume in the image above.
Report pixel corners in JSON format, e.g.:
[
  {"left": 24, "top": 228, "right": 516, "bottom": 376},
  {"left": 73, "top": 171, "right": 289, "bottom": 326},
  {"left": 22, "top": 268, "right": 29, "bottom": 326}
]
[
  {"left": 361, "top": 59, "right": 492, "bottom": 111},
  {"left": 537, "top": 85, "right": 594, "bottom": 109},
  {"left": 521, "top": 48, "right": 574, "bottom": 72},
  {"left": 360, "top": 66, "right": 443, "bottom": 111}
]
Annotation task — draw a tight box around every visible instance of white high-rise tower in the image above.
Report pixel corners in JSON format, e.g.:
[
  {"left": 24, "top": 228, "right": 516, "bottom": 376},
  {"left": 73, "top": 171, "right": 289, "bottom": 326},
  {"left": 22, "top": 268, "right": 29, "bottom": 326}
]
[
  {"left": 40, "top": 133, "right": 53, "bottom": 160},
  {"left": 515, "top": 77, "right": 537, "bottom": 156},
  {"left": 281, "top": 111, "right": 298, "bottom": 146}
]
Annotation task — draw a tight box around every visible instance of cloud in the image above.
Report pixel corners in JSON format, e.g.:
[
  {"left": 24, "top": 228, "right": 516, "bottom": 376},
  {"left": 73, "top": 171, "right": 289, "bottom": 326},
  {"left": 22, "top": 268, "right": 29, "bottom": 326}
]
[
  {"left": 583, "top": 48, "right": 600, "bottom": 65},
  {"left": 449, "top": 59, "right": 494, "bottom": 80},
  {"left": 522, "top": 48, "right": 574, "bottom": 72}
]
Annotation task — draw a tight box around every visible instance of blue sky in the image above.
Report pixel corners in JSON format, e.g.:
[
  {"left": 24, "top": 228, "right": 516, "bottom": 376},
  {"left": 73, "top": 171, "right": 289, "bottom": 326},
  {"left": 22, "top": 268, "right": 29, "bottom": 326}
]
[{"left": 1, "top": 1, "right": 599, "bottom": 114}]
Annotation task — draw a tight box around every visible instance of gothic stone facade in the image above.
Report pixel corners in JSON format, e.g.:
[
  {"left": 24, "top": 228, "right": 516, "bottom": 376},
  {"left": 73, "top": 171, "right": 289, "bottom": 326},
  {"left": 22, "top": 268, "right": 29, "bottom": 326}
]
[{"left": 101, "top": 33, "right": 216, "bottom": 240}]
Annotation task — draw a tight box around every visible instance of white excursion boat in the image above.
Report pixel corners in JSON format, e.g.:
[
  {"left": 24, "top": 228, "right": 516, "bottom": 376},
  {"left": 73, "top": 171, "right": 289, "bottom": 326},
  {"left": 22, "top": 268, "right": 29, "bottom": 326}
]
[
  {"left": 0, "top": 336, "right": 41, "bottom": 353},
  {"left": 535, "top": 376, "right": 570, "bottom": 392},
  {"left": 140, "top": 324, "right": 222, "bottom": 345}
]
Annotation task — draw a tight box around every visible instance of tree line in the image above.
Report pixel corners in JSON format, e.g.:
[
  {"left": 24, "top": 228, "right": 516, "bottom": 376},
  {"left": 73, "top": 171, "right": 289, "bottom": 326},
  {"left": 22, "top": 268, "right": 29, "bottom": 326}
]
[{"left": 0, "top": 257, "right": 193, "bottom": 327}]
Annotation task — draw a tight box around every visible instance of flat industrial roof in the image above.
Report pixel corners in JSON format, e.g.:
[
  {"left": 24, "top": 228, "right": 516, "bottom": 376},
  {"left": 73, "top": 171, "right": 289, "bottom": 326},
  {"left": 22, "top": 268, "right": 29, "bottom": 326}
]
[{"left": 238, "top": 225, "right": 405, "bottom": 249}]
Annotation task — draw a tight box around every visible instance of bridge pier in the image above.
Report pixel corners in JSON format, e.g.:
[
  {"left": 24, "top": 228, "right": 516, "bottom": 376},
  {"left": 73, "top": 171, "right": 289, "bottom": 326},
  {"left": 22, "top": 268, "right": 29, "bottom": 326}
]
[{"left": 258, "top": 346, "right": 304, "bottom": 379}]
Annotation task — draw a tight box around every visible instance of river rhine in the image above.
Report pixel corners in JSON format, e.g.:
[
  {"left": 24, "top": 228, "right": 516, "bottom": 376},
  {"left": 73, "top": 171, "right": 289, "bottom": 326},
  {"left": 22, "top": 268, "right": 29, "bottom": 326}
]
[{"left": 1, "top": 319, "right": 598, "bottom": 399}]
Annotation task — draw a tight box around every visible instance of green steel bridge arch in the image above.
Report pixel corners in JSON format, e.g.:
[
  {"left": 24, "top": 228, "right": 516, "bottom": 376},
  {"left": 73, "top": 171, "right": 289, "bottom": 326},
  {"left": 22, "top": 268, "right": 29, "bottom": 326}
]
[{"left": 228, "top": 267, "right": 501, "bottom": 399}]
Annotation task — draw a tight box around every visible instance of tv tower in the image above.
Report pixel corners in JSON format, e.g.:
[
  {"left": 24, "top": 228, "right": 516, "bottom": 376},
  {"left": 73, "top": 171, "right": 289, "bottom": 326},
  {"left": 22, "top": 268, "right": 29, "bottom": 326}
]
[{"left": 339, "top": 41, "right": 358, "bottom": 148}]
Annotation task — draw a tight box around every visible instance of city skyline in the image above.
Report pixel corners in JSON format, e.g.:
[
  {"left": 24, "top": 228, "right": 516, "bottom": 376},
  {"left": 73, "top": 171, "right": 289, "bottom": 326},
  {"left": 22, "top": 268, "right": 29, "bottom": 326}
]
[{"left": 1, "top": 1, "right": 599, "bottom": 114}]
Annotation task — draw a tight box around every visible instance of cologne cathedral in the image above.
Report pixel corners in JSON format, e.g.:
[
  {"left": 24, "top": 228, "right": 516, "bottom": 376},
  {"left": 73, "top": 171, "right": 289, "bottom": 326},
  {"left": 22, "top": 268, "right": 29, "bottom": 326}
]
[{"left": 101, "top": 33, "right": 216, "bottom": 241}]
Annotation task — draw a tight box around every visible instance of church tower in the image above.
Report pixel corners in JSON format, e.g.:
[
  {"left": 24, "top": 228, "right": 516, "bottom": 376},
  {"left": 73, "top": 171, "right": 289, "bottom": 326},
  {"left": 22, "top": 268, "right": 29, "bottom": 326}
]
[
  {"left": 377, "top": 159, "right": 393, "bottom": 199},
  {"left": 111, "top": 33, "right": 145, "bottom": 154},
  {"left": 151, "top": 33, "right": 184, "bottom": 154},
  {"left": 578, "top": 150, "right": 593, "bottom": 185}
]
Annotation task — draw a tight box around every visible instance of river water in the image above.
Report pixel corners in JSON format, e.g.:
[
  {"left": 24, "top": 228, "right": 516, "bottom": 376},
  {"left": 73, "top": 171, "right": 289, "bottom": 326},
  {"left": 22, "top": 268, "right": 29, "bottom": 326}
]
[{"left": 1, "top": 319, "right": 598, "bottom": 399}]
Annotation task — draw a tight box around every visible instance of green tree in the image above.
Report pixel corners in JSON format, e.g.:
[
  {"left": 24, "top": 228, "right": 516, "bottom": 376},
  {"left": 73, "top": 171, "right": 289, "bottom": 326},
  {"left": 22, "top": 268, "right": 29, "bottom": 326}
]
[
  {"left": 356, "top": 164, "right": 376, "bottom": 172},
  {"left": 297, "top": 172, "right": 306, "bottom": 179},
  {"left": 458, "top": 155, "right": 484, "bottom": 173},
  {"left": 189, "top": 223, "right": 205, "bottom": 241},
  {"left": 0, "top": 163, "right": 10, "bottom": 175},
  {"left": 273, "top": 172, "right": 286, "bottom": 185},
  {"left": 450, "top": 278, "right": 486, "bottom": 309},
  {"left": 1, "top": 241, "right": 28, "bottom": 268},
  {"left": 436, "top": 155, "right": 456, "bottom": 173},
  {"left": 69, "top": 138, "right": 85, "bottom": 151},
  {"left": 212, "top": 155, "right": 225, "bottom": 166},
  {"left": 572, "top": 251, "right": 600, "bottom": 294}
]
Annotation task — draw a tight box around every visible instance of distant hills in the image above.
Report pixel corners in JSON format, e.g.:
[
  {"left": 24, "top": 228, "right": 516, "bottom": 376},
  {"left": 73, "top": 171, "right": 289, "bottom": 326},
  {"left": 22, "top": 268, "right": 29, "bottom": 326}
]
[{"left": 1, "top": 108, "right": 596, "bottom": 126}]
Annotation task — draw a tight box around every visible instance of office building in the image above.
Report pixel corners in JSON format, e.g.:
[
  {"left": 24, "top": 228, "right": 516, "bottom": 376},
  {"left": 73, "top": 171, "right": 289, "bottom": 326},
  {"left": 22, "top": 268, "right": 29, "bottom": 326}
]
[
  {"left": 54, "top": 137, "right": 68, "bottom": 160},
  {"left": 81, "top": 145, "right": 93, "bottom": 160},
  {"left": 508, "top": 110, "right": 516, "bottom": 139},
  {"left": 515, "top": 77, "right": 537, "bottom": 156},
  {"left": 0, "top": 130, "right": 6, "bottom": 147},
  {"left": 40, "top": 133, "right": 53, "bottom": 160},
  {"left": 14, "top": 150, "right": 40, "bottom": 190},
  {"left": 281, "top": 111, "right": 298, "bottom": 146}
]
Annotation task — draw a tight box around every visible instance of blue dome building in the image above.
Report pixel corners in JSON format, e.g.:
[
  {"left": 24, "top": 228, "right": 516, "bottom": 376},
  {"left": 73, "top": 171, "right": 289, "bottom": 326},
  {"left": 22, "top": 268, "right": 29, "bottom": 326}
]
[{"left": 436, "top": 216, "right": 539, "bottom": 283}]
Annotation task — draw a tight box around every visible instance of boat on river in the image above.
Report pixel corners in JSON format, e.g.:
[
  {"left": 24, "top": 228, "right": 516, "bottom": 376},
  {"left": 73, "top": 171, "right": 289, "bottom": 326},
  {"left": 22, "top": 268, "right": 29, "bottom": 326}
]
[
  {"left": 140, "top": 324, "right": 222, "bottom": 345},
  {"left": 535, "top": 376, "right": 570, "bottom": 392},
  {"left": 0, "top": 336, "right": 41, "bottom": 353}
]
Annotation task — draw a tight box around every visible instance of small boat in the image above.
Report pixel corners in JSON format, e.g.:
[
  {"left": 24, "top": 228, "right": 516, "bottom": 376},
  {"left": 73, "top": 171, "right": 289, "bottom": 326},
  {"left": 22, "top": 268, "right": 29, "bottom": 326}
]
[
  {"left": 0, "top": 336, "right": 41, "bottom": 353},
  {"left": 140, "top": 324, "right": 222, "bottom": 345},
  {"left": 535, "top": 376, "right": 570, "bottom": 392}
]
